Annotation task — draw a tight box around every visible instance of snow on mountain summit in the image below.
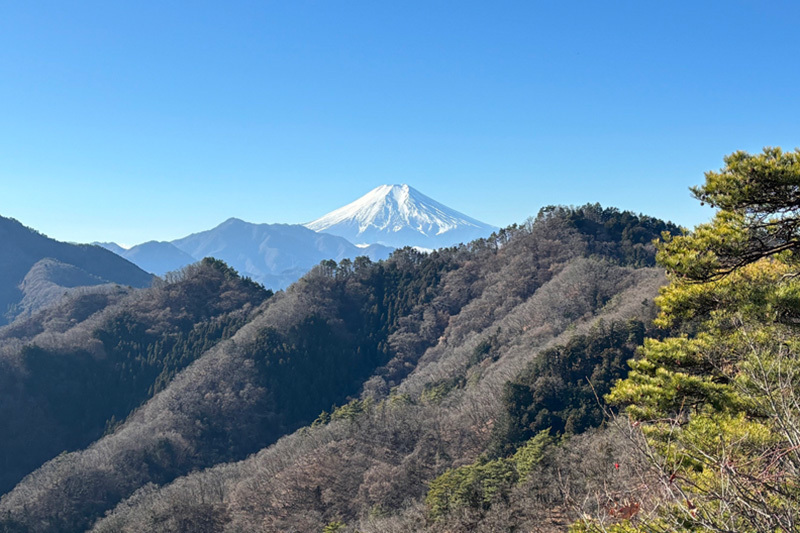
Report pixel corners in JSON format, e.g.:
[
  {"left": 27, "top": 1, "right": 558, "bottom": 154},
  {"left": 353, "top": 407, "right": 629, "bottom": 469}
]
[{"left": 305, "top": 184, "right": 497, "bottom": 249}]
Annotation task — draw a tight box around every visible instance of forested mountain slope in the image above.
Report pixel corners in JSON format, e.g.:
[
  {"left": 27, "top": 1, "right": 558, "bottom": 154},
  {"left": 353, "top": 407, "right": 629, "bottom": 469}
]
[
  {"left": 0, "top": 259, "right": 270, "bottom": 497},
  {"left": 0, "top": 216, "right": 153, "bottom": 325},
  {"left": 0, "top": 205, "right": 678, "bottom": 532}
]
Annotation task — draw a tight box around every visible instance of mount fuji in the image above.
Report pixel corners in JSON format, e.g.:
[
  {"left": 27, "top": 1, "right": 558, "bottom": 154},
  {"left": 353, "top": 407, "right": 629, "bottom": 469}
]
[
  {"left": 92, "top": 185, "right": 495, "bottom": 290},
  {"left": 305, "top": 184, "right": 498, "bottom": 249}
]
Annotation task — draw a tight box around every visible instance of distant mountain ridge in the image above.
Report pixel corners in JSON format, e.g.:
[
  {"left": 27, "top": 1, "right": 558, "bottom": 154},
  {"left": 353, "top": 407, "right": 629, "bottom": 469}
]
[
  {"left": 98, "top": 219, "right": 393, "bottom": 289},
  {"left": 0, "top": 215, "right": 153, "bottom": 325},
  {"left": 95, "top": 185, "right": 493, "bottom": 288},
  {"left": 305, "top": 184, "right": 498, "bottom": 248},
  {"left": 169, "top": 218, "right": 393, "bottom": 289}
]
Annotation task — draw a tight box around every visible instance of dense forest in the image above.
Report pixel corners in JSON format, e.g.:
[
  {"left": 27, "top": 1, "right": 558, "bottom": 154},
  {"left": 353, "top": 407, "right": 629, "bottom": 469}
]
[
  {"left": 4, "top": 149, "right": 797, "bottom": 533},
  {"left": 0, "top": 259, "right": 270, "bottom": 497}
]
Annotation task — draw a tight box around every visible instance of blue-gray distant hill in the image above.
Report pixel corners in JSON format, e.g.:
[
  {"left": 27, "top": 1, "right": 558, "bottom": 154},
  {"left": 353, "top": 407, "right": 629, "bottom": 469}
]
[
  {"left": 99, "top": 219, "right": 393, "bottom": 288},
  {"left": 0, "top": 215, "right": 153, "bottom": 325},
  {"left": 95, "top": 241, "right": 196, "bottom": 277},
  {"left": 170, "top": 218, "right": 393, "bottom": 289}
]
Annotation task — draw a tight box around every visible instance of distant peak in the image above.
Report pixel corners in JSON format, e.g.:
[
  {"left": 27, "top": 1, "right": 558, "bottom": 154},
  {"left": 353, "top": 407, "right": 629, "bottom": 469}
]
[
  {"left": 304, "top": 183, "right": 497, "bottom": 248},
  {"left": 372, "top": 183, "right": 412, "bottom": 192},
  {"left": 362, "top": 184, "right": 422, "bottom": 205},
  {"left": 219, "top": 217, "right": 247, "bottom": 227}
]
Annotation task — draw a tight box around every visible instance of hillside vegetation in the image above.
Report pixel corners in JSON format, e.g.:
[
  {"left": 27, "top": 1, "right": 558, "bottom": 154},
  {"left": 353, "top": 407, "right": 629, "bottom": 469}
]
[
  {"left": 0, "top": 202, "right": 677, "bottom": 532},
  {"left": 595, "top": 148, "right": 800, "bottom": 532},
  {"left": 0, "top": 259, "right": 270, "bottom": 497}
]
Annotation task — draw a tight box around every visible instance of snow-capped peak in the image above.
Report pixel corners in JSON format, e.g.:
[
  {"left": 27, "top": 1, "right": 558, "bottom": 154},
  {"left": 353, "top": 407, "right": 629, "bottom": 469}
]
[{"left": 305, "top": 184, "right": 497, "bottom": 249}]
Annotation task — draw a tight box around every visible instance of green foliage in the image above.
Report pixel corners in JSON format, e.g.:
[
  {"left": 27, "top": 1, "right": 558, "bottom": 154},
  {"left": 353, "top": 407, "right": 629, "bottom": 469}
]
[
  {"left": 426, "top": 457, "right": 516, "bottom": 520},
  {"left": 330, "top": 398, "right": 373, "bottom": 422},
  {"left": 607, "top": 148, "right": 800, "bottom": 531},
  {"left": 569, "top": 521, "right": 641, "bottom": 533},
  {"left": 322, "top": 521, "right": 346, "bottom": 533},
  {"left": 510, "top": 429, "right": 552, "bottom": 483},
  {"left": 492, "top": 320, "right": 649, "bottom": 455},
  {"left": 311, "top": 410, "right": 331, "bottom": 427},
  {"left": 387, "top": 391, "right": 414, "bottom": 407},
  {"left": 677, "top": 147, "right": 800, "bottom": 281},
  {"left": 539, "top": 203, "right": 682, "bottom": 268},
  {"left": 426, "top": 430, "right": 551, "bottom": 520},
  {"left": 420, "top": 376, "right": 465, "bottom": 403}
]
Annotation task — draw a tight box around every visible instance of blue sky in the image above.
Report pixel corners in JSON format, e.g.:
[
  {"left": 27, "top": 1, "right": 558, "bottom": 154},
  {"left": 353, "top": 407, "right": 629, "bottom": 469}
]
[{"left": 1, "top": 1, "right": 798, "bottom": 245}]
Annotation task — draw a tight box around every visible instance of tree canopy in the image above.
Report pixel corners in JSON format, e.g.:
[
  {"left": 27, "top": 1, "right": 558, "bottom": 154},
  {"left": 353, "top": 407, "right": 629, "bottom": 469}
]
[
  {"left": 604, "top": 148, "right": 800, "bottom": 532},
  {"left": 660, "top": 147, "right": 800, "bottom": 282}
]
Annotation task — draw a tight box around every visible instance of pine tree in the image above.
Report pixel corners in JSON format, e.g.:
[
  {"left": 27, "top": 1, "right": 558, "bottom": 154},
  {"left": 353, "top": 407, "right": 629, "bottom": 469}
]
[{"left": 605, "top": 148, "right": 800, "bottom": 532}]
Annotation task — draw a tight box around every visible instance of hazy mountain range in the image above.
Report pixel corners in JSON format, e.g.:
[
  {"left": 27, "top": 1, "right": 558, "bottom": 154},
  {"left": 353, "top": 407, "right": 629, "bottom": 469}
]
[
  {"left": 93, "top": 241, "right": 196, "bottom": 277},
  {"left": 96, "top": 220, "right": 394, "bottom": 288},
  {"left": 96, "top": 184, "right": 496, "bottom": 288},
  {"left": 169, "top": 218, "right": 393, "bottom": 288}
]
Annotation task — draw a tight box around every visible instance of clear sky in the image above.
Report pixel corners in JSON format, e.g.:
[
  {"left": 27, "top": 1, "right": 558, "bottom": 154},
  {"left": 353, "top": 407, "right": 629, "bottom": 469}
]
[{"left": 1, "top": 1, "right": 798, "bottom": 245}]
